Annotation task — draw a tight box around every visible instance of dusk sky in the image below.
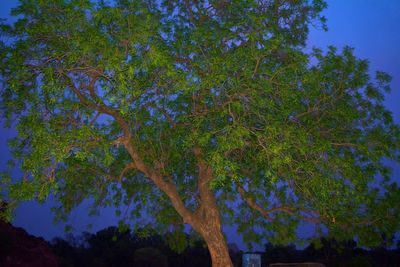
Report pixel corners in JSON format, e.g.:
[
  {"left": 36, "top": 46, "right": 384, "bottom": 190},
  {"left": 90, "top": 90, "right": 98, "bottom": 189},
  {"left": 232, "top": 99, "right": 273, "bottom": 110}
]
[{"left": 1, "top": 0, "right": 399, "bottom": 250}]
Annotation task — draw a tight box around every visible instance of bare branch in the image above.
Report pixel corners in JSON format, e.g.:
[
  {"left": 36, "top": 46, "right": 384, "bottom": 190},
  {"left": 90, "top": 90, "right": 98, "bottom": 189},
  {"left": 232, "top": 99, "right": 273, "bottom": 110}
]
[
  {"left": 118, "top": 162, "right": 136, "bottom": 181},
  {"left": 237, "top": 186, "right": 294, "bottom": 222},
  {"left": 90, "top": 112, "right": 101, "bottom": 126}
]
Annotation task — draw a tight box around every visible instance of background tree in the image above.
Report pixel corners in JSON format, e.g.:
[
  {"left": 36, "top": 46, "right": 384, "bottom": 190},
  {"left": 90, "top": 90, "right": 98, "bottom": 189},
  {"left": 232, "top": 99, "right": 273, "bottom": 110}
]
[
  {"left": 47, "top": 227, "right": 400, "bottom": 267},
  {"left": 1, "top": 0, "right": 400, "bottom": 266}
]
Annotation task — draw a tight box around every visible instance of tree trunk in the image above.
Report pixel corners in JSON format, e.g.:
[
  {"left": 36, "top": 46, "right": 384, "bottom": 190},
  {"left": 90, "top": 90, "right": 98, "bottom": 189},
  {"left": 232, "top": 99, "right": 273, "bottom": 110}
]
[
  {"left": 190, "top": 149, "right": 235, "bottom": 267},
  {"left": 202, "top": 225, "right": 234, "bottom": 267},
  {"left": 191, "top": 209, "right": 234, "bottom": 267}
]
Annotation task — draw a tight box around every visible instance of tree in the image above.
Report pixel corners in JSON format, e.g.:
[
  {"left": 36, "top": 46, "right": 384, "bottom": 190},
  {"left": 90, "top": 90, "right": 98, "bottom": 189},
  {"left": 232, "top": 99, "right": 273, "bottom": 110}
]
[{"left": 0, "top": 1, "right": 399, "bottom": 266}]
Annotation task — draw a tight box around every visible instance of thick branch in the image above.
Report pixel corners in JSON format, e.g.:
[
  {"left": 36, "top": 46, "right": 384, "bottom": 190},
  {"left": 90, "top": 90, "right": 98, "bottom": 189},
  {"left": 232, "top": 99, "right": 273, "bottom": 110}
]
[
  {"left": 193, "top": 147, "right": 214, "bottom": 199},
  {"left": 238, "top": 185, "right": 325, "bottom": 225},
  {"left": 63, "top": 70, "right": 195, "bottom": 224},
  {"left": 192, "top": 147, "right": 222, "bottom": 226},
  {"left": 237, "top": 186, "right": 294, "bottom": 222}
]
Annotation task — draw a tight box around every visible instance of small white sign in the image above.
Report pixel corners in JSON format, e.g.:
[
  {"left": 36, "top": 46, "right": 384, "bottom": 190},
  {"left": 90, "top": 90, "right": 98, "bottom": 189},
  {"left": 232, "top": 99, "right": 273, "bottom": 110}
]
[{"left": 243, "top": 253, "right": 261, "bottom": 267}]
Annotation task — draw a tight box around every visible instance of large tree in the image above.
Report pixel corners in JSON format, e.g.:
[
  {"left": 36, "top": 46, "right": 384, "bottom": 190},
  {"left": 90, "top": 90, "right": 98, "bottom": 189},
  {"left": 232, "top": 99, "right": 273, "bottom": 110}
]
[{"left": 1, "top": 1, "right": 399, "bottom": 266}]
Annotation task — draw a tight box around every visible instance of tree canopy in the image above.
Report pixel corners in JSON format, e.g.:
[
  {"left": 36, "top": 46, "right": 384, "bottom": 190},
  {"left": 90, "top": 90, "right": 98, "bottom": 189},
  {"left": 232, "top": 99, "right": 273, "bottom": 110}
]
[{"left": 1, "top": 0, "right": 399, "bottom": 266}]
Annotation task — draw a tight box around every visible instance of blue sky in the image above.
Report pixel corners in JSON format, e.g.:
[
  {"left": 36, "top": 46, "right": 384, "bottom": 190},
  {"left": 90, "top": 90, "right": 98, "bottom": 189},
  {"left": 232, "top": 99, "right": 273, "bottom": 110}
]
[{"left": 0, "top": 0, "right": 399, "bottom": 249}]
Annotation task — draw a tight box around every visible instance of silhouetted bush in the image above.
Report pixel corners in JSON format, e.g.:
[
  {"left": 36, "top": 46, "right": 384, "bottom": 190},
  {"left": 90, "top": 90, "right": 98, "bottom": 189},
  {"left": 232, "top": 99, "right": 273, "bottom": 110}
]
[
  {"left": 46, "top": 227, "right": 400, "bottom": 267},
  {"left": 134, "top": 247, "right": 168, "bottom": 267}
]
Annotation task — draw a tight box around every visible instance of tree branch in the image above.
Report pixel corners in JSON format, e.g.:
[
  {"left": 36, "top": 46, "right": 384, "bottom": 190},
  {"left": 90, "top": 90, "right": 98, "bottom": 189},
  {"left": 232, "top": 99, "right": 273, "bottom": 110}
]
[
  {"left": 237, "top": 185, "right": 325, "bottom": 225},
  {"left": 118, "top": 162, "right": 136, "bottom": 181},
  {"left": 237, "top": 186, "right": 294, "bottom": 222},
  {"left": 61, "top": 69, "right": 195, "bottom": 225},
  {"left": 192, "top": 146, "right": 224, "bottom": 228}
]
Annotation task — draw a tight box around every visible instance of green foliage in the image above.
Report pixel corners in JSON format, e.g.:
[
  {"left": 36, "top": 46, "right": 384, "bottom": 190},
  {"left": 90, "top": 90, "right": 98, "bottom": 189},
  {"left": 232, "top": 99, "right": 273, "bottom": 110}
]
[
  {"left": 165, "top": 228, "right": 188, "bottom": 253},
  {"left": 0, "top": 0, "right": 399, "bottom": 251}
]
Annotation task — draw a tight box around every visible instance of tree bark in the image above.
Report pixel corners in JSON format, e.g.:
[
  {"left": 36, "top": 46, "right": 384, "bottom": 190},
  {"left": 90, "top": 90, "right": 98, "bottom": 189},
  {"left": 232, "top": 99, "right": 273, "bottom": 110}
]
[
  {"left": 124, "top": 141, "right": 234, "bottom": 266},
  {"left": 198, "top": 221, "right": 234, "bottom": 267},
  {"left": 190, "top": 206, "right": 234, "bottom": 267},
  {"left": 191, "top": 148, "right": 235, "bottom": 267},
  {"left": 69, "top": 75, "right": 234, "bottom": 266}
]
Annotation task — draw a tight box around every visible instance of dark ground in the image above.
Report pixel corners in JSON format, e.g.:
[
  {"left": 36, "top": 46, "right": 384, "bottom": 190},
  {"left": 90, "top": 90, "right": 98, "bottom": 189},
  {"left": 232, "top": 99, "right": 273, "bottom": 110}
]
[{"left": 1, "top": 222, "right": 399, "bottom": 267}]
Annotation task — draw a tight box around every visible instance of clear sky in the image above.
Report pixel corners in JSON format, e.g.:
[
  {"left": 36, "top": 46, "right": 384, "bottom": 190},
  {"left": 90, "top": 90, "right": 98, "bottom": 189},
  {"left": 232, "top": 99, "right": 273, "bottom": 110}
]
[{"left": 1, "top": 0, "right": 399, "bottom": 250}]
